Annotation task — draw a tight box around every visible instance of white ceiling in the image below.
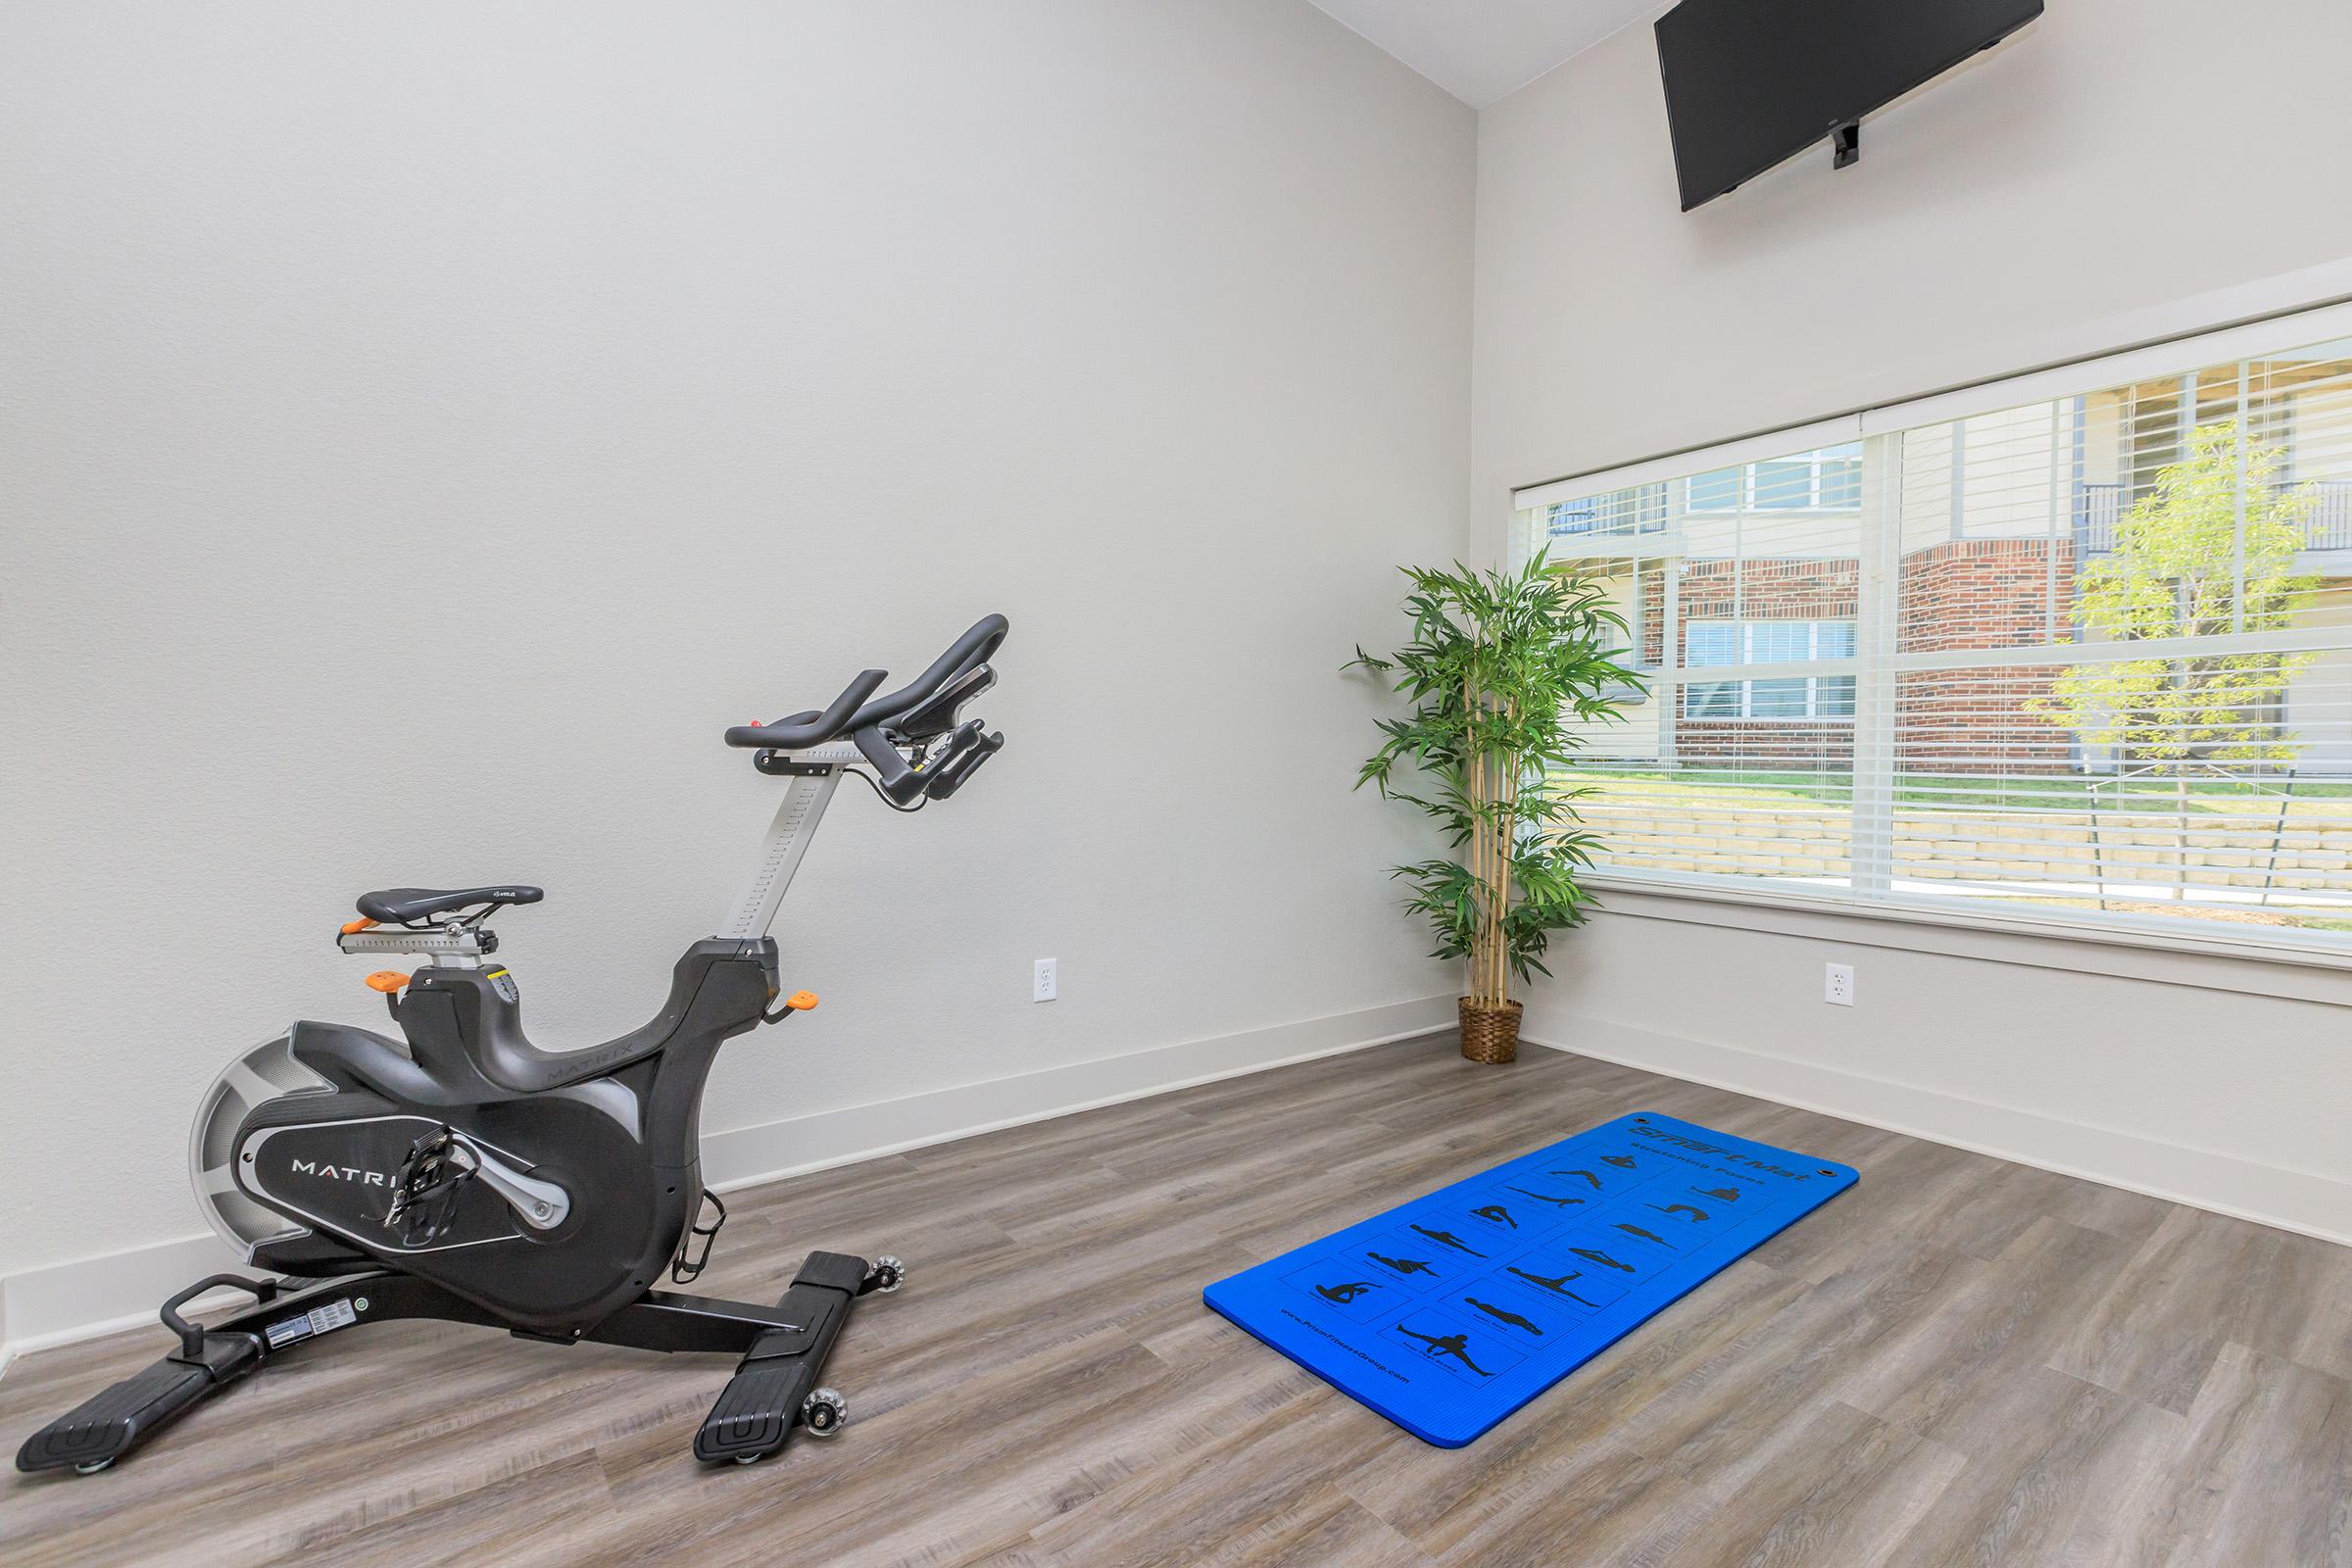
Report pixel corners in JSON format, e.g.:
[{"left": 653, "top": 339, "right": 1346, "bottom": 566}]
[{"left": 1306, "top": 0, "right": 1660, "bottom": 107}]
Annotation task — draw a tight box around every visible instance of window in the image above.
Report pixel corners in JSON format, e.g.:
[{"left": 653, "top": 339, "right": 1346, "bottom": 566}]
[
  {"left": 1685, "top": 444, "right": 1863, "bottom": 512},
  {"left": 1512, "top": 305, "right": 2352, "bottom": 952},
  {"left": 1686, "top": 620, "right": 1856, "bottom": 718},
  {"left": 1687, "top": 467, "right": 1741, "bottom": 511},
  {"left": 1544, "top": 499, "right": 1601, "bottom": 536},
  {"left": 1545, "top": 484, "right": 1670, "bottom": 540}
]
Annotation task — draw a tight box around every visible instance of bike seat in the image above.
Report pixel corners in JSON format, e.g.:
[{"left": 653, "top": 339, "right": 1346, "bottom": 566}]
[{"left": 357, "top": 885, "right": 544, "bottom": 923}]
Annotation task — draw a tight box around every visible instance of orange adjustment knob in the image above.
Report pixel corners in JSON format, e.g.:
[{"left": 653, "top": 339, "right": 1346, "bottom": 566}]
[
  {"left": 341, "top": 918, "right": 379, "bottom": 935},
  {"left": 365, "top": 970, "right": 412, "bottom": 994},
  {"left": 784, "top": 991, "right": 818, "bottom": 1011}
]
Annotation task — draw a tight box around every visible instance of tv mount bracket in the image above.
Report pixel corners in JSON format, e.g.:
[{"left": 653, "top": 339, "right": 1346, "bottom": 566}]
[{"left": 1830, "top": 121, "right": 1860, "bottom": 170}]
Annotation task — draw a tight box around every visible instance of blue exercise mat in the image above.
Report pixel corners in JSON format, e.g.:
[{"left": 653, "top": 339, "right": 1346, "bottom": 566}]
[{"left": 1201, "top": 1111, "right": 1858, "bottom": 1446}]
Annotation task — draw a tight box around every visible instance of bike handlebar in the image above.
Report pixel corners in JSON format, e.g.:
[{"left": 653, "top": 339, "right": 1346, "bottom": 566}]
[
  {"left": 724, "top": 668, "right": 886, "bottom": 751},
  {"left": 840, "top": 614, "right": 1008, "bottom": 732},
  {"left": 724, "top": 614, "right": 1009, "bottom": 753}
]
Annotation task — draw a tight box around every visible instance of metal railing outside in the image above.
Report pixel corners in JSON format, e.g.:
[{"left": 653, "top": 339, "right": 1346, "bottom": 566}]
[{"left": 2073, "top": 478, "right": 2352, "bottom": 555}]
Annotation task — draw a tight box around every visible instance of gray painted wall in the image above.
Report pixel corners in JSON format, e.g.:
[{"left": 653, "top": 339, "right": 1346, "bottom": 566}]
[
  {"left": 1474, "top": 0, "right": 2352, "bottom": 1238},
  {"left": 0, "top": 0, "right": 1475, "bottom": 1291}
]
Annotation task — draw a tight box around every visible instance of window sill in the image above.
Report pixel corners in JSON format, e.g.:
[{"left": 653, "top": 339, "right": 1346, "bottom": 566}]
[{"left": 1580, "top": 870, "right": 2352, "bottom": 1004}]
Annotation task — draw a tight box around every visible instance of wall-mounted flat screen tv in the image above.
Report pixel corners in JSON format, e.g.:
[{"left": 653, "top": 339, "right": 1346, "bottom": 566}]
[{"left": 1656, "top": 0, "right": 2042, "bottom": 212}]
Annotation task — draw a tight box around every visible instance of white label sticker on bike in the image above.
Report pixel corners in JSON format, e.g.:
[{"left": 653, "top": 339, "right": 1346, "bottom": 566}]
[{"left": 264, "top": 1296, "right": 358, "bottom": 1349}]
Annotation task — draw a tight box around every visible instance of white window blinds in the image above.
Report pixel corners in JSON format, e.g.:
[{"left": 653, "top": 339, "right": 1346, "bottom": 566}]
[{"left": 1515, "top": 312, "right": 2352, "bottom": 950}]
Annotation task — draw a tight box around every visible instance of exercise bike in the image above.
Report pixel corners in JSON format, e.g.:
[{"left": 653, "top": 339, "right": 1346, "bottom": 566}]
[{"left": 17, "top": 614, "right": 1009, "bottom": 1475}]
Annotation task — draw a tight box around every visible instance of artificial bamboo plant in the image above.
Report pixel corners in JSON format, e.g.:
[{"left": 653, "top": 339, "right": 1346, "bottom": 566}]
[{"left": 1348, "top": 553, "right": 1642, "bottom": 1061}]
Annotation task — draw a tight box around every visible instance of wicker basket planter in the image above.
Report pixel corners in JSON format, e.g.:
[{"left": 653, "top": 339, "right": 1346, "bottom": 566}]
[{"left": 1458, "top": 997, "right": 1523, "bottom": 1065}]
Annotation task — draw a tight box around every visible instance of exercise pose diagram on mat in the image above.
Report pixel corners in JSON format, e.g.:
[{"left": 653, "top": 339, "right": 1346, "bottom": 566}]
[
  {"left": 19, "top": 617, "right": 1010, "bottom": 1476},
  {"left": 1463, "top": 1298, "right": 1544, "bottom": 1336},
  {"left": 1506, "top": 1186, "right": 1588, "bottom": 1208},
  {"left": 1612, "top": 1222, "right": 1674, "bottom": 1248},
  {"left": 1410, "top": 1223, "right": 1487, "bottom": 1257},
  {"left": 1504, "top": 1266, "right": 1600, "bottom": 1308},
  {"left": 1396, "top": 1327, "right": 1494, "bottom": 1377},
  {"left": 1316, "top": 1282, "right": 1381, "bottom": 1304}
]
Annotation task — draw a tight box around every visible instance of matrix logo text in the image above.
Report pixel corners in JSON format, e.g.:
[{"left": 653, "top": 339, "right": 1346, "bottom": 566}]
[{"left": 289, "top": 1158, "right": 391, "bottom": 1187}]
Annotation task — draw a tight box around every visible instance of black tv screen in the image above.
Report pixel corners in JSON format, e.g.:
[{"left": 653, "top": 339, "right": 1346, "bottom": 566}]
[{"left": 1656, "top": 0, "right": 2042, "bottom": 211}]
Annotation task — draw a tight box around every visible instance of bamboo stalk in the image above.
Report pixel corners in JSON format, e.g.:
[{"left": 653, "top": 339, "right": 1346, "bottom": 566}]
[
  {"left": 1484, "top": 689, "right": 1500, "bottom": 1004},
  {"left": 1494, "top": 693, "right": 1518, "bottom": 1005},
  {"left": 1478, "top": 665, "right": 1495, "bottom": 1006},
  {"left": 1477, "top": 733, "right": 1495, "bottom": 1005},
  {"left": 1482, "top": 743, "right": 1495, "bottom": 1001},
  {"left": 1464, "top": 663, "right": 1484, "bottom": 1002},
  {"left": 1492, "top": 704, "right": 1508, "bottom": 1004},
  {"left": 1470, "top": 716, "right": 1482, "bottom": 1004}
]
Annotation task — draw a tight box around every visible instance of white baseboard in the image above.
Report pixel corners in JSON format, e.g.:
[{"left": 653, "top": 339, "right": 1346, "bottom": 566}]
[
  {"left": 0, "top": 1233, "right": 249, "bottom": 1368},
  {"left": 1521, "top": 1005, "right": 2352, "bottom": 1249},
  {"left": 0, "top": 994, "right": 1454, "bottom": 1369},
  {"left": 700, "top": 994, "right": 1454, "bottom": 1191}
]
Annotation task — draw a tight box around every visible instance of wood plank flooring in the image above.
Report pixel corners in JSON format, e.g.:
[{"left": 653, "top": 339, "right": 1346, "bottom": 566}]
[{"left": 5, "top": 1035, "right": 2347, "bottom": 1566}]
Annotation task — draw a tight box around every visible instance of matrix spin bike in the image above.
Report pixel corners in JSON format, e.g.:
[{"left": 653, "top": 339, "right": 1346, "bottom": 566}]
[{"left": 18, "top": 615, "right": 1008, "bottom": 1475}]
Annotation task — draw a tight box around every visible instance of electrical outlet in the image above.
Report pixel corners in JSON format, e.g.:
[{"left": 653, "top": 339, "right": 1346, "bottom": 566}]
[
  {"left": 1824, "top": 962, "right": 1855, "bottom": 1007},
  {"left": 1033, "top": 957, "right": 1058, "bottom": 1003}
]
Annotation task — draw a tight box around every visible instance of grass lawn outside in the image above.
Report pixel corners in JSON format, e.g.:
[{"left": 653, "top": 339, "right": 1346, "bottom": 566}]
[{"left": 1568, "top": 765, "right": 2352, "bottom": 819}]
